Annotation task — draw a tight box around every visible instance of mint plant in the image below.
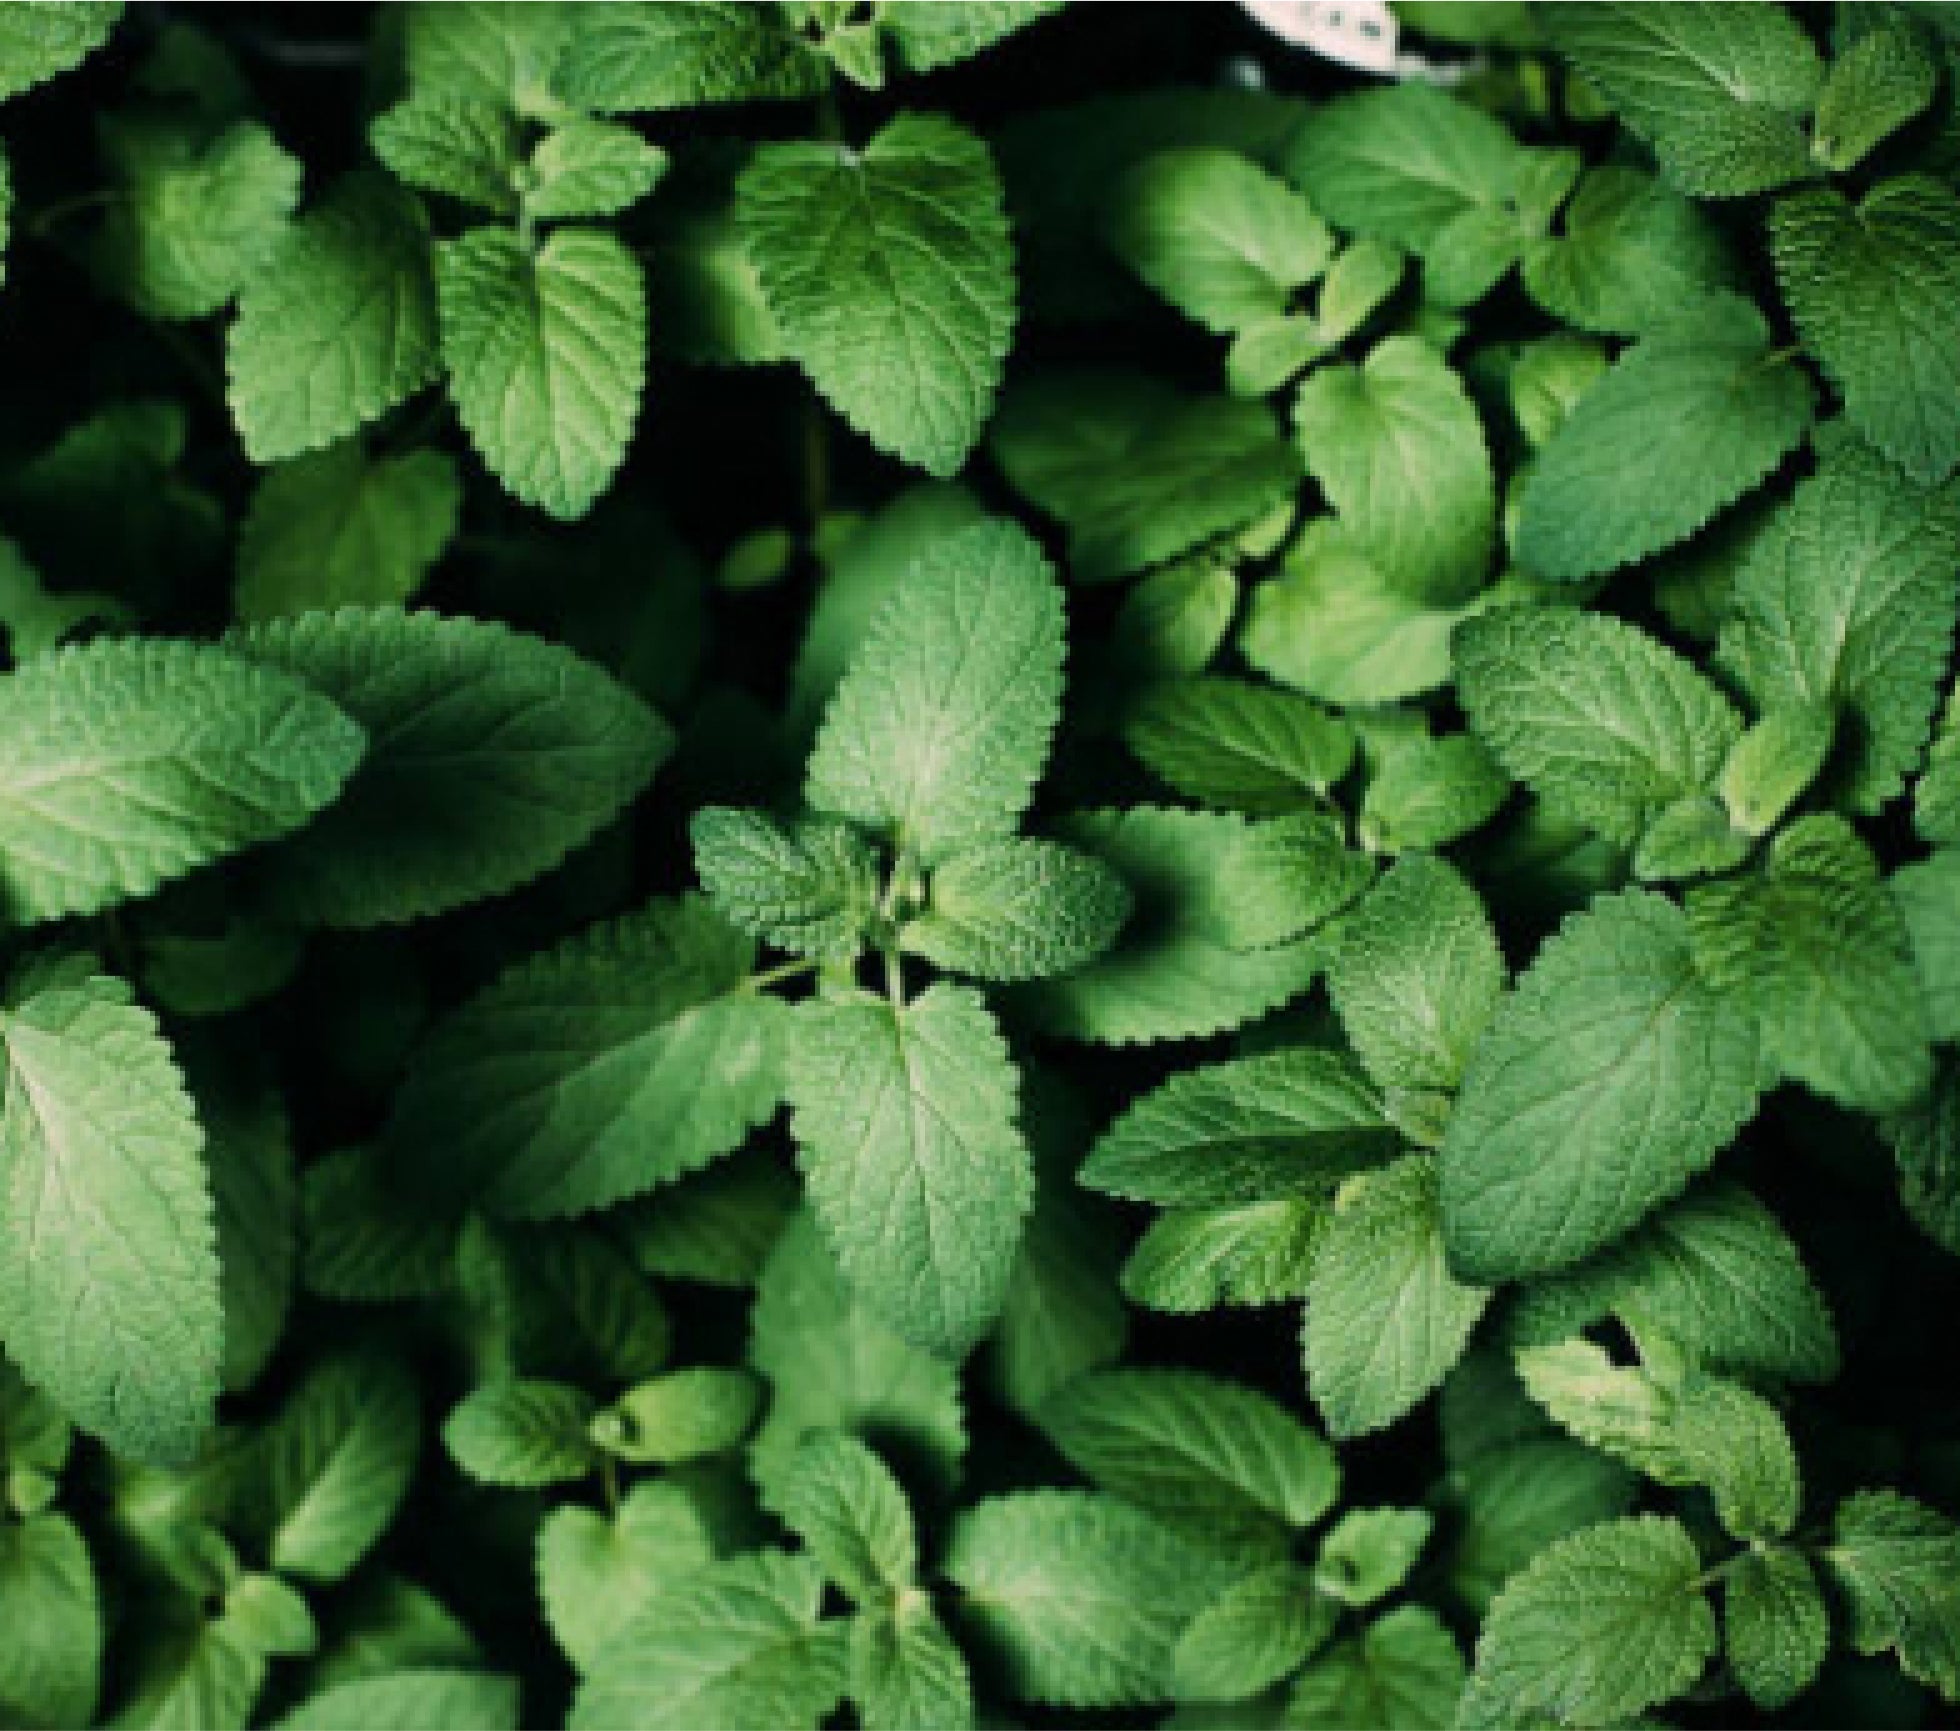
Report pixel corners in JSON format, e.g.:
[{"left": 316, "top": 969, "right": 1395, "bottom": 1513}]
[{"left": 6, "top": 3, "right": 1960, "bottom": 1728}]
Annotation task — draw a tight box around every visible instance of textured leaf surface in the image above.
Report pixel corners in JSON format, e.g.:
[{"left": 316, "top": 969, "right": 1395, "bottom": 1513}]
[
  {"left": 1824, "top": 1490, "right": 1960, "bottom": 1698},
  {"left": 768, "top": 1431, "right": 916, "bottom": 1606},
  {"left": 556, "top": 2, "right": 827, "bottom": 112},
  {"left": 538, "top": 1480, "right": 719, "bottom": 1673},
  {"left": 275, "top": 1670, "right": 519, "bottom": 1731},
  {"left": 443, "top": 1379, "right": 598, "bottom": 1487},
  {"left": 1124, "top": 676, "right": 1354, "bottom": 816},
  {"left": 904, "top": 837, "right": 1130, "bottom": 983},
  {"left": 1285, "top": 1605, "right": 1464, "bottom": 1731},
  {"left": 0, "top": 2, "right": 119, "bottom": 101},
  {"left": 1726, "top": 1547, "right": 1828, "bottom": 1710},
  {"left": 1442, "top": 891, "right": 1760, "bottom": 1282},
  {"left": 0, "top": 974, "right": 217, "bottom": 1463},
  {"left": 231, "top": 608, "right": 669, "bottom": 926},
  {"left": 788, "top": 983, "right": 1031, "bottom": 1357},
  {"left": 0, "top": 1510, "right": 100, "bottom": 1727},
  {"left": 740, "top": 114, "right": 1013, "bottom": 475}
]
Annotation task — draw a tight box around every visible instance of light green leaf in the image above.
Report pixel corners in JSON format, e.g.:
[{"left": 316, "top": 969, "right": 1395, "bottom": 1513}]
[
  {"left": 1720, "top": 433, "right": 1960, "bottom": 813},
  {"left": 1442, "top": 890, "right": 1761, "bottom": 1283},
  {"left": 1011, "top": 807, "right": 1323, "bottom": 1044},
  {"left": 946, "top": 1490, "right": 1226, "bottom": 1709},
  {"left": 1123, "top": 1201, "right": 1325, "bottom": 1314},
  {"left": 768, "top": 1431, "right": 916, "bottom": 1606},
  {"left": 253, "top": 1350, "right": 419, "bottom": 1584},
  {"left": 990, "top": 370, "right": 1300, "bottom": 583},
  {"left": 1283, "top": 1605, "right": 1464, "bottom": 1730},
  {"left": 1308, "top": 1157, "right": 1490, "bottom": 1439},
  {"left": 691, "top": 807, "right": 880, "bottom": 964},
  {"left": 96, "top": 117, "right": 301, "bottom": 320},
  {"left": 1106, "top": 147, "right": 1333, "bottom": 333},
  {"left": 1083, "top": 1048, "right": 1394, "bottom": 1209},
  {"left": 739, "top": 113, "right": 1013, "bottom": 475},
  {"left": 904, "top": 837, "right": 1131, "bottom": 983},
  {"left": 1521, "top": 167, "right": 1738, "bottom": 336},
  {"left": 1109, "top": 553, "right": 1239, "bottom": 680},
  {"left": 1328, "top": 855, "right": 1503, "bottom": 1096},
  {"left": 274, "top": 1670, "right": 518, "bottom": 1731},
  {"left": 1726, "top": 1547, "right": 1828, "bottom": 1711},
  {"left": 388, "top": 897, "right": 782, "bottom": 1217},
  {"left": 438, "top": 226, "right": 646, "bottom": 519},
  {"left": 1213, "top": 812, "right": 1375, "bottom": 951},
  {"left": 1358, "top": 731, "right": 1509, "bottom": 858},
  {"left": 443, "top": 1378, "right": 598, "bottom": 1487},
  {"left": 570, "top": 1550, "right": 846, "bottom": 1731},
  {"left": 1514, "top": 297, "right": 1813, "bottom": 581},
  {"left": 525, "top": 118, "right": 666, "bottom": 220},
  {"left": 1124, "top": 676, "right": 1353, "bottom": 815},
  {"left": 555, "top": 3, "right": 828, "bottom": 112},
  {"left": 1542, "top": 3, "right": 1822, "bottom": 197},
  {"left": 236, "top": 443, "right": 461, "bottom": 620},
  {"left": 1719, "top": 704, "right": 1834, "bottom": 837},
  {"left": 594, "top": 1367, "right": 760, "bottom": 1465},
  {"left": 1294, "top": 337, "right": 1495, "bottom": 604},
  {"left": 1690, "top": 816, "right": 1930, "bottom": 1113},
  {"left": 227, "top": 175, "right": 440, "bottom": 462},
  {"left": 1812, "top": 22, "right": 1938, "bottom": 172},
  {"left": 1773, "top": 177, "right": 1960, "bottom": 483},
  {"left": 1315, "top": 1507, "right": 1432, "bottom": 1607},
  {"left": 788, "top": 982, "right": 1031, "bottom": 1357},
  {"left": 1173, "top": 1560, "right": 1332, "bottom": 1703},
  {"left": 1455, "top": 607, "right": 1743, "bottom": 849},
  {"left": 749, "top": 1214, "right": 966, "bottom": 1498},
  {"left": 1823, "top": 1490, "right": 1960, "bottom": 1699},
  {"left": 229, "top": 608, "right": 669, "bottom": 927},
  {"left": 539, "top": 1480, "right": 720, "bottom": 1672},
  {"left": 805, "top": 518, "right": 1062, "bottom": 866},
  {"left": 403, "top": 2, "right": 573, "bottom": 114},
  {"left": 0, "top": 974, "right": 218, "bottom": 1463},
  {"left": 1040, "top": 1366, "right": 1340, "bottom": 1537},
  {"left": 369, "top": 95, "right": 522, "bottom": 215},
  {"left": 878, "top": 2, "right": 1063, "bottom": 74},
  {"left": 0, "top": 1, "right": 120, "bottom": 101},
  {"left": 0, "top": 1511, "right": 100, "bottom": 1728},
  {"left": 0, "top": 638, "right": 363, "bottom": 924},
  {"left": 848, "top": 1600, "right": 973, "bottom": 1731},
  {"left": 1469, "top": 1515, "right": 1717, "bottom": 1725}
]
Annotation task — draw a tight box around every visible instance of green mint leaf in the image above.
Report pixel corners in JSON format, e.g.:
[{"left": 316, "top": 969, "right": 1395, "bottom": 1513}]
[
  {"left": 1122, "top": 1201, "right": 1323, "bottom": 1314},
  {"left": 248, "top": 1348, "right": 417, "bottom": 1583},
  {"left": 1285, "top": 1605, "right": 1465, "bottom": 1731},
  {"left": 739, "top": 113, "right": 1013, "bottom": 476},
  {"left": 903, "top": 837, "right": 1131, "bottom": 983},
  {"left": 1172, "top": 1560, "right": 1332, "bottom": 1704},
  {"left": 1039, "top": 1366, "right": 1339, "bottom": 1537},
  {"left": 524, "top": 118, "right": 667, "bottom": 220},
  {"left": 568, "top": 1551, "right": 846, "bottom": 1731},
  {"left": 388, "top": 896, "right": 783, "bottom": 1217},
  {"left": 878, "top": 2, "right": 1064, "bottom": 75},
  {"left": 1443, "top": 1438, "right": 1636, "bottom": 1616},
  {"left": 1468, "top": 1515, "right": 1717, "bottom": 1725},
  {"left": 236, "top": 443, "right": 461, "bottom": 620},
  {"left": 611, "top": 1153, "right": 799, "bottom": 1290},
  {"left": 442, "top": 1378, "right": 599, "bottom": 1488},
  {"left": 1690, "top": 816, "right": 1931, "bottom": 1113},
  {"left": 1456, "top": 607, "right": 1743, "bottom": 849},
  {"left": 805, "top": 518, "right": 1062, "bottom": 865},
  {"left": 1542, "top": 2, "right": 1822, "bottom": 197},
  {"left": 1123, "top": 674, "right": 1354, "bottom": 816},
  {"left": 1010, "top": 807, "right": 1323, "bottom": 1044},
  {"left": 1726, "top": 1546, "right": 1828, "bottom": 1711},
  {"left": 1880, "top": 1056, "right": 1960, "bottom": 1258},
  {"left": 749, "top": 1214, "right": 966, "bottom": 1499},
  {"left": 788, "top": 982, "right": 1032, "bottom": 1357},
  {"left": 538, "top": 1480, "right": 719, "bottom": 1673},
  {"left": 227, "top": 175, "right": 440, "bottom": 463},
  {"left": 0, "top": 973, "right": 218, "bottom": 1463},
  {"left": 95, "top": 116, "right": 301, "bottom": 320},
  {"left": 0, "top": 1, "right": 119, "bottom": 102},
  {"left": 437, "top": 226, "right": 647, "bottom": 520},
  {"left": 989, "top": 370, "right": 1300, "bottom": 583},
  {"left": 1105, "top": 146, "right": 1333, "bottom": 334},
  {"left": 1308, "top": 1156, "right": 1490, "bottom": 1440},
  {"left": 691, "top": 806, "right": 880, "bottom": 963},
  {"left": 1213, "top": 810, "right": 1375, "bottom": 950},
  {"left": 1442, "top": 890, "right": 1761, "bottom": 1283},
  {"left": 1083, "top": 1048, "right": 1395, "bottom": 1209},
  {"left": 1824, "top": 1489, "right": 1960, "bottom": 1699},
  {"left": 0, "top": 637, "right": 362, "bottom": 923},
  {"left": 848, "top": 1599, "right": 974, "bottom": 1731},
  {"left": 1812, "top": 22, "right": 1938, "bottom": 172},
  {"left": 555, "top": 3, "right": 828, "bottom": 113},
  {"left": 1294, "top": 337, "right": 1495, "bottom": 605},
  {"left": 1719, "top": 703, "right": 1834, "bottom": 837},
  {"left": 403, "top": 2, "right": 572, "bottom": 116},
  {"left": 594, "top": 1367, "right": 761, "bottom": 1465},
  {"left": 369, "top": 96, "right": 523, "bottom": 216},
  {"left": 767, "top": 1431, "right": 917, "bottom": 1606},
  {"left": 1329, "top": 855, "right": 1504, "bottom": 1096},
  {"left": 228, "top": 608, "right": 669, "bottom": 926},
  {"left": 199, "top": 1073, "right": 295, "bottom": 1394},
  {"left": 1316, "top": 1506, "right": 1433, "bottom": 1607},
  {"left": 0, "top": 1511, "right": 100, "bottom": 1727},
  {"left": 274, "top": 1670, "right": 519, "bottom": 1731},
  {"left": 1521, "top": 167, "right": 1738, "bottom": 337},
  {"left": 300, "top": 1145, "right": 458, "bottom": 1303},
  {"left": 944, "top": 1490, "right": 1227, "bottom": 1710},
  {"left": 1718, "top": 434, "right": 1960, "bottom": 812}
]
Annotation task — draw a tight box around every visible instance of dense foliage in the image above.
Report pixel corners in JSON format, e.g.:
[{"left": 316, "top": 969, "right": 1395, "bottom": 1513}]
[{"left": 4, "top": 2, "right": 1960, "bottom": 1727}]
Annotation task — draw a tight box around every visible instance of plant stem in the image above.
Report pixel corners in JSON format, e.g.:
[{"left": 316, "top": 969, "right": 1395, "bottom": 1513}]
[{"left": 747, "top": 957, "right": 819, "bottom": 994}]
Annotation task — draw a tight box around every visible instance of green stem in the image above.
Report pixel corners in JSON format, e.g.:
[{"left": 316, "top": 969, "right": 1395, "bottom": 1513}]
[
  {"left": 598, "top": 1453, "right": 621, "bottom": 1515},
  {"left": 27, "top": 189, "right": 122, "bottom": 238},
  {"left": 747, "top": 957, "right": 820, "bottom": 994}
]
